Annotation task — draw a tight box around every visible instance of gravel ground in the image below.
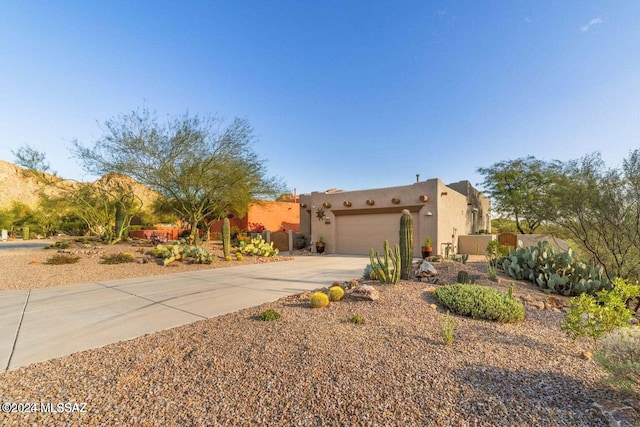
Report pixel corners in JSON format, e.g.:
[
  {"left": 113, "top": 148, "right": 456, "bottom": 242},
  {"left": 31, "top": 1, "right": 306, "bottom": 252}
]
[
  {"left": 0, "top": 242, "right": 638, "bottom": 426},
  {"left": 0, "top": 238, "right": 291, "bottom": 291}
]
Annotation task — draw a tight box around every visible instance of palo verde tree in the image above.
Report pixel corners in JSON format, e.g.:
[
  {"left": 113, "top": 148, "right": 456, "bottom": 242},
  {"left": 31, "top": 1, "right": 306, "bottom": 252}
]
[
  {"left": 14, "top": 145, "right": 144, "bottom": 243},
  {"left": 72, "top": 108, "right": 285, "bottom": 244},
  {"left": 550, "top": 151, "right": 640, "bottom": 280},
  {"left": 477, "top": 156, "right": 561, "bottom": 234}
]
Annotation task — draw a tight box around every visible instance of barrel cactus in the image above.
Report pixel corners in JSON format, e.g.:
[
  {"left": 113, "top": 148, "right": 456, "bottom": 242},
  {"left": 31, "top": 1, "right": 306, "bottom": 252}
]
[
  {"left": 310, "top": 292, "right": 330, "bottom": 308},
  {"left": 399, "top": 209, "right": 413, "bottom": 280},
  {"left": 329, "top": 286, "right": 345, "bottom": 301}
]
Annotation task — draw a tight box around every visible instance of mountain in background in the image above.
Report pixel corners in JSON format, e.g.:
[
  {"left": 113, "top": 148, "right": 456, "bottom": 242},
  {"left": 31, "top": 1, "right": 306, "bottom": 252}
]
[{"left": 0, "top": 159, "right": 159, "bottom": 211}]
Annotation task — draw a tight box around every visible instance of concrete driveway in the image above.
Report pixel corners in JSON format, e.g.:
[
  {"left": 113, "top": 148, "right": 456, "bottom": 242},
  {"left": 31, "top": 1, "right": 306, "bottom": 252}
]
[{"left": 1, "top": 254, "right": 367, "bottom": 371}]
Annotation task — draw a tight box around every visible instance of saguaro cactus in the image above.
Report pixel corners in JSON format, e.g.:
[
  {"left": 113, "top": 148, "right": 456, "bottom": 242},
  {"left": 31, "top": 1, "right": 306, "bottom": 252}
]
[
  {"left": 399, "top": 209, "right": 413, "bottom": 280},
  {"left": 222, "top": 218, "right": 231, "bottom": 258}
]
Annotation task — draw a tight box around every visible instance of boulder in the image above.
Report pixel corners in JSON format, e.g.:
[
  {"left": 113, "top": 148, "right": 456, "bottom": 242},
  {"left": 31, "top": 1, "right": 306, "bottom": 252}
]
[
  {"left": 349, "top": 285, "right": 380, "bottom": 301},
  {"left": 416, "top": 260, "right": 437, "bottom": 278}
]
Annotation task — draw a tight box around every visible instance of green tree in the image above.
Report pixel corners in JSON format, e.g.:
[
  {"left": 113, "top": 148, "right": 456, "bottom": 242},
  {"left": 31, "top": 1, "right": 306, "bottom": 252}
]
[
  {"left": 477, "top": 156, "right": 561, "bottom": 234},
  {"left": 72, "top": 108, "right": 285, "bottom": 243},
  {"left": 14, "top": 145, "right": 144, "bottom": 243},
  {"left": 551, "top": 151, "right": 640, "bottom": 280}
]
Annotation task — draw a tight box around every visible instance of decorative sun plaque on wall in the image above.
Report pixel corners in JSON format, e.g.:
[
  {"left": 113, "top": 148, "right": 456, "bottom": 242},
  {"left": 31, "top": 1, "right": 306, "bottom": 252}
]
[{"left": 316, "top": 208, "right": 326, "bottom": 220}]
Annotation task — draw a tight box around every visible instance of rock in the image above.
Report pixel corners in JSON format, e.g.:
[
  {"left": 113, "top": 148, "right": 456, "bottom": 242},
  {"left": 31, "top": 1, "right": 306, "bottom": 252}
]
[
  {"left": 423, "top": 286, "right": 437, "bottom": 293},
  {"left": 416, "top": 260, "right": 437, "bottom": 278},
  {"left": 520, "top": 294, "right": 533, "bottom": 303},
  {"left": 546, "top": 295, "right": 564, "bottom": 309},
  {"left": 529, "top": 301, "right": 545, "bottom": 310},
  {"left": 429, "top": 304, "right": 437, "bottom": 310},
  {"left": 349, "top": 285, "right": 380, "bottom": 301},
  {"left": 581, "top": 351, "right": 592, "bottom": 361},
  {"left": 592, "top": 402, "right": 640, "bottom": 427}
]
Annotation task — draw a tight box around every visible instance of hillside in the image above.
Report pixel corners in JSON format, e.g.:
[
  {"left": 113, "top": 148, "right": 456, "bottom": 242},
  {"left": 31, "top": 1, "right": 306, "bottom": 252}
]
[{"left": 0, "top": 159, "right": 159, "bottom": 211}]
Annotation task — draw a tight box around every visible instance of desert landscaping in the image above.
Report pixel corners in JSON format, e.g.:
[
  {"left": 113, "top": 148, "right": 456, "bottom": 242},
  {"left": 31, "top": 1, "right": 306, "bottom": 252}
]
[
  {"left": 1, "top": 239, "right": 638, "bottom": 426},
  {"left": 0, "top": 238, "right": 292, "bottom": 291}
]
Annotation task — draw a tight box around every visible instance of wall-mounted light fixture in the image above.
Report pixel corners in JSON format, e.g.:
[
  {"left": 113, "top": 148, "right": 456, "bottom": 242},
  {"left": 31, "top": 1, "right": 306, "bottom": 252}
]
[
  {"left": 419, "top": 195, "right": 429, "bottom": 202},
  {"left": 343, "top": 201, "right": 352, "bottom": 207},
  {"left": 440, "top": 192, "right": 448, "bottom": 196},
  {"left": 391, "top": 198, "right": 400, "bottom": 204},
  {"left": 323, "top": 202, "right": 332, "bottom": 209},
  {"left": 425, "top": 211, "right": 433, "bottom": 216},
  {"left": 366, "top": 199, "right": 375, "bottom": 206},
  {"left": 300, "top": 203, "right": 307, "bottom": 208}
]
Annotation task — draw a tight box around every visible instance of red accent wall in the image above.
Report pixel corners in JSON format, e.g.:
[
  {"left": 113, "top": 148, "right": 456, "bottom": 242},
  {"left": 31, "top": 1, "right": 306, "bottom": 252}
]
[{"left": 209, "top": 201, "right": 300, "bottom": 233}]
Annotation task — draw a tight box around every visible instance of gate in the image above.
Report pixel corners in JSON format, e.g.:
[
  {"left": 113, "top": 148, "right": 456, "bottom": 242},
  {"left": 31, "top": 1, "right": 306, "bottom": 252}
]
[
  {"left": 498, "top": 232, "right": 518, "bottom": 249},
  {"left": 270, "top": 231, "right": 289, "bottom": 251}
]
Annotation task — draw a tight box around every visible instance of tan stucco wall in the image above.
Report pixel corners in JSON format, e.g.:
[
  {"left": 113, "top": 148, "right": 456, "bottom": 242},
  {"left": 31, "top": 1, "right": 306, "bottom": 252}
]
[
  {"left": 300, "top": 179, "right": 489, "bottom": 256},
  {"left": 458, "top": 234, "right": 496, "bottom": 256}
]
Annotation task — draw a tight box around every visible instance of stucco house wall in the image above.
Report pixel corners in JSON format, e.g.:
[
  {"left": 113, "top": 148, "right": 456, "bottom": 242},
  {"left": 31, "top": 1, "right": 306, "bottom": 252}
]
[{"left": 300, "top": 179, "right": 489, "bottom": 256}]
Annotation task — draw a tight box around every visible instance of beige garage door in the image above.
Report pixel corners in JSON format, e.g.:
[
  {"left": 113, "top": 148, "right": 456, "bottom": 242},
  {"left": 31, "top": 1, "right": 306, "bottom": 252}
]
[{"left": 335, "top": 212, "right": 419, "bottom": 256}]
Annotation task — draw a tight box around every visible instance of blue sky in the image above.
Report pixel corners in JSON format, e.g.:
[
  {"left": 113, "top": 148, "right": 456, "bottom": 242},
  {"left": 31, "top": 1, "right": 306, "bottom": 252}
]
[{"left": 1, "top": 1, "right": 639, "bottom": 195}]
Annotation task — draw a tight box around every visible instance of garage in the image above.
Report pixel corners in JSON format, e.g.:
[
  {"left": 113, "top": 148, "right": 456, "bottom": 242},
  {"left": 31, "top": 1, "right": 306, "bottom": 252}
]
[{"left": 334, "top": 211, "right": 420, "bottom": 256}]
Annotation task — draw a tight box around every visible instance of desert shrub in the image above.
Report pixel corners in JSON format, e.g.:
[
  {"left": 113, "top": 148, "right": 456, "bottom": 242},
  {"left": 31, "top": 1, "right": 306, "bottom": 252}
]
[
  {"left": 561, "top": 277, "right": 639, "bottom": 348},
  {"left": 309, "top": 292, "right": 329, "bottom": 308},
  {"left": 328, "top": 286, "right": 345, "bottom": 302},
  {"left": 595, "top": 327, "right": 640, "bottom": 392},
  {"left": 487, "top": 264, "right": 498, "bottom": 281},
  {"left": 44, "top": 241, "right": 70, "bottom": 250},
  {"left": 258, "top": 309, "right": 281, "bottom": 321},
  {"left": 100, "top": 252, "right": 136, "bottom": 264},
  {"left": 45, "top": 254, "right": 80, "bottom": 265},
  {"left": 434, "top": 284, "right": 525, "bottom": 323},
  {"left": 440, "top": 310, "right": 457, "bottom": 345},
  {"left": 363, "top": 264, "right": 377, "bottom": 280},
  {"left": 350, "top": 314, "right": 364, "bottom": 324}
]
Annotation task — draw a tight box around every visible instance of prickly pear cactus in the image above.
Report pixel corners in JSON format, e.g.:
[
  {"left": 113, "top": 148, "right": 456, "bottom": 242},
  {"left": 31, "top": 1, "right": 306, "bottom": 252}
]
[{"left": 503, "top": 240, "right": 609, "bottom": 296}]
